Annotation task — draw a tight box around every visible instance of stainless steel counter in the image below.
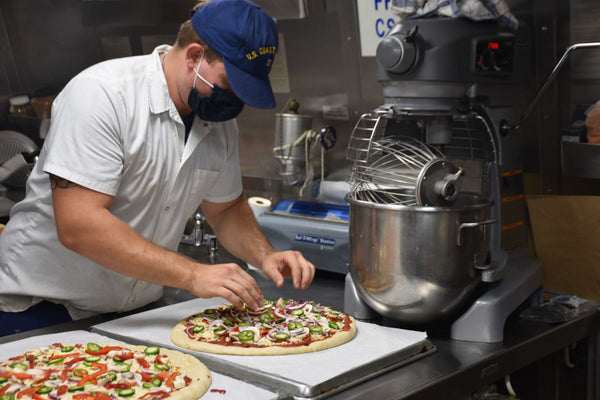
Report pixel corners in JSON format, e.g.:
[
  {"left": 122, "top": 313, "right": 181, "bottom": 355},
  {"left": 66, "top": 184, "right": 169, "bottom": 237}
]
[{"left": 2, "top": 253, "right": 599, "bottom": 399}]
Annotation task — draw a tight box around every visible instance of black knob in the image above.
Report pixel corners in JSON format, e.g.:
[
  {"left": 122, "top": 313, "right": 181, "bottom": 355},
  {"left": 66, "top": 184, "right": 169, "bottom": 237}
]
[{"left": 376, "top": 33, "right": 417, "bottom": 74}]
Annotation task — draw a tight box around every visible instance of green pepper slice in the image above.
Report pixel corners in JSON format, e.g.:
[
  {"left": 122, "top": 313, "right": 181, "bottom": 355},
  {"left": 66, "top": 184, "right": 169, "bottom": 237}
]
[
  {"left": 309, "top": 325, "right": 324, "bottom": 334},
  {"left": 61, "top": 346, "right": 75, "bottom": 353},
  {"left": 86, "top": 343, "right": 101, "bottom": 353},
  {"left": 100, "top": 372, "right": 117, "bottom": 382},
  {"left": 73, "top": 369, "right": 88, "bottom": 378},
  {"left": 328, "top": 321, "right": 340, "bottom": 330},
  {"left": 191, "top": 325, "right": 205, "bottom": 334},
  {"left": 36, "top": 387, "right": 52, "bottom": 395},
  {"left": 259, "top": 312, "right": 274, "bottom": 323},
  {"left": 68, "top": 386, "right": 85, "bottom": 393},
  {"left": 273, "top": 332, "right": 290, "bottom": 341},
  {"left": 0, "top": 377, "right": 7, "bottom": 384},
  {"left": 221, "top": 317, "right": 234, "bottom": 327},
  {"left": 154, "top": 362, "right": 170, "bottom": 371},
  {"left": 116, "top": 388, "right": 135, "bottom": 397},
  {"left": 287, "top": 321, "right": 303, "bottom": 331},
  {"left": 290, "top": 309, "right": 304, "bottom": 316},
  {"left": 144, "top": 346, "right": 160, "bottom": 356},
  {"left": 151, "top": 378, "right": 162, "bottom": 387},
  {"left": 213, "top": 327, "right": 227, "bottom": 335},
  {"left": 115, "top": 362, "right": 131, "bottom": 372},
  {"left": 0, "top": 394, "right": 15, "bottom": 400},
  {"left": 10, "top": 363, "right": 28, "bottom": 370},
  {"left": 47, "top": 357, "right": 64, "bottom": 365},
  {"left": 238, "top": 330, "right": 254, "bottom": 342}
]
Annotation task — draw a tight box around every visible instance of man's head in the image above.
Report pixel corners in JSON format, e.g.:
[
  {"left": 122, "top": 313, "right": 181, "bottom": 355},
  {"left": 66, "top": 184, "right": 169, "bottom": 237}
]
[{"left": 175, "top": 0, "right": 278, "bottom": 109}]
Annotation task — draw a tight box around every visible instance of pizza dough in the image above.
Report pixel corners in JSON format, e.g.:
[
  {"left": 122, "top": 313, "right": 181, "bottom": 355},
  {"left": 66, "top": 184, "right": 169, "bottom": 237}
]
[
  {"left": 0, "top": 342, "right": 211, "bottom": 400},
  {"left": 170, "top": 298, "right": 356, "bottom": 355}
]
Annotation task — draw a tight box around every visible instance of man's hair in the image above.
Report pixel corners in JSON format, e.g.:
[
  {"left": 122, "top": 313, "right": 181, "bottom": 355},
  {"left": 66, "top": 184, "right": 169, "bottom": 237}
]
[{"left": 174, "top": 0, "right": 220, "bottom": 63}]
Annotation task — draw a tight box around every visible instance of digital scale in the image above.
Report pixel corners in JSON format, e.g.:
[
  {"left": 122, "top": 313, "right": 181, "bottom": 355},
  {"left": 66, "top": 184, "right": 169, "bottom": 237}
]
[{"left": 256, "top": 199, "right": 350, "bottom": 274}]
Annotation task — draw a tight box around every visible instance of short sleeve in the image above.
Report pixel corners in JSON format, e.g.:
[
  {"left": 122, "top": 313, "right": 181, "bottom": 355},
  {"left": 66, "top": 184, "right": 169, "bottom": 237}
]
[{"left": 43, "top": 75, "right": 125, "bottom": 196}]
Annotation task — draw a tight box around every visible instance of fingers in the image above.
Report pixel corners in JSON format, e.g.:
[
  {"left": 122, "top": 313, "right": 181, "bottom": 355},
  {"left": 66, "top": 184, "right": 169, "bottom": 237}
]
[
  {"left": 287, "top": 251, "right": 315, "bottom": 290},
  {"left": 263, "top": 251, "right": 315, "bottom": 290},
  {"left": 191, "top": 263, "right": 264, "bottom": 310}
]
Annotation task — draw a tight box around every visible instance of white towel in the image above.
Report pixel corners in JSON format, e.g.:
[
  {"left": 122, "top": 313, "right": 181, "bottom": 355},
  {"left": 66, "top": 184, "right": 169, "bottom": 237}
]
[{"left": 391, "top": 0, "right": 518, "bottom": 30}]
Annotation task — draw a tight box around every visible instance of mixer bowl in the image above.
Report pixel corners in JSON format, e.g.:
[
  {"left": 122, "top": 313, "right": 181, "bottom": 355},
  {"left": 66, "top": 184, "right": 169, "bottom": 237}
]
[{"left": 346, "top": 191, "right": 494, "bottom": 325}]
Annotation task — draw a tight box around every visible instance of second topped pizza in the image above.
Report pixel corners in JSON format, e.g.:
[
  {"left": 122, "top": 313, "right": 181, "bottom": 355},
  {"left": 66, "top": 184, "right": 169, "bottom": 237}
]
[{"left": 170, "top": 298, "right": 356, "bottom": 355}]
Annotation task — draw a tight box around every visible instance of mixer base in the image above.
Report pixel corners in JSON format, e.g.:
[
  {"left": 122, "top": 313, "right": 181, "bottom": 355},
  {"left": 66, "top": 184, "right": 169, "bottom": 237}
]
[
  {"left": 449, "top": 256, "right": 543, "bottom": 343},
  {"left": 344, "top": 255, "right": 544, "bottom": 343}
]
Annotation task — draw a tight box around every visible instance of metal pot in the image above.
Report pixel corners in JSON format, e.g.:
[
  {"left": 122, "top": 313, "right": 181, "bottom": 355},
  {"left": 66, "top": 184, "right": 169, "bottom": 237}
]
[{"left": 346, "top": 191, "right": 495, "bottom": 325}]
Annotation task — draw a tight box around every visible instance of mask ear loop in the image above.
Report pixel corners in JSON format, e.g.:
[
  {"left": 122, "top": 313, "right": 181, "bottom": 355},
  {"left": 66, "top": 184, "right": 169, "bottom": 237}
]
[{"left": 193, "top": 51, "right": 214, "bottom": 89}]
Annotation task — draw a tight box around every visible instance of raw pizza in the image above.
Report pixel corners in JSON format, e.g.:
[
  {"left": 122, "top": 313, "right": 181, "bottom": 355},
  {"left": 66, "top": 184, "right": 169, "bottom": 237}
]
[
  {"left": 0, "top": 342, "right": 211, "bottom": 400},
  {"left": 170, "top": 298, "right": 356, "bottom": 355}
]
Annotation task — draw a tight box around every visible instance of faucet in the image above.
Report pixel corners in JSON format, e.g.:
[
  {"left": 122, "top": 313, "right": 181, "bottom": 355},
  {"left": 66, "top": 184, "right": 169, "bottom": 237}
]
[{"left": 181, "top": 212, "right": 218, "bottom": 259}]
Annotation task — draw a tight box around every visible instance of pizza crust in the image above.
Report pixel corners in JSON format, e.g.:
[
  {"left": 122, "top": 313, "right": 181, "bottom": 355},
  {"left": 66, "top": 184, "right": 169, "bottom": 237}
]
[{"left": 135, "top": 346, "right": 211, "bottom": 400}]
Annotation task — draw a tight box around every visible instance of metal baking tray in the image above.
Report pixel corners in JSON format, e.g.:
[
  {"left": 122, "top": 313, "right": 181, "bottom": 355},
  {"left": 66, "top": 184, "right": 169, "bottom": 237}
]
[{"left": 91, "top": 298, "right": 436, "bottom": 399}]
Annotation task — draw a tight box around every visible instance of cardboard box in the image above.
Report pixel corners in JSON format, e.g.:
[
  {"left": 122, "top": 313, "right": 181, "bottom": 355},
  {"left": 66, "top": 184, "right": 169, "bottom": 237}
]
[{"left": 526, "top": 195, "right": 600, "bottom": 302}]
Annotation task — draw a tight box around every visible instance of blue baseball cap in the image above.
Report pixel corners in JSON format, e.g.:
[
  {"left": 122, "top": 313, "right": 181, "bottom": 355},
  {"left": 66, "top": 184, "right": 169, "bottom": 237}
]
[{"left": 191, "top": 0, "right": 278, "bottom": 109}]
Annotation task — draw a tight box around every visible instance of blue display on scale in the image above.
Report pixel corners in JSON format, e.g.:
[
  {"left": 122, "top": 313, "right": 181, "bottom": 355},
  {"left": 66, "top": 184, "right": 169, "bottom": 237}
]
[{"left": 271, "top": 199, "right": 349, "bottom": 221}]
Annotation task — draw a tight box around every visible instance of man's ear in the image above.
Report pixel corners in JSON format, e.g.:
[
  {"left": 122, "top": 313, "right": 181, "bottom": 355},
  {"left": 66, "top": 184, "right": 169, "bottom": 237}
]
[{"left": 185, "top": 44, "right": 204, "bottom": 69}]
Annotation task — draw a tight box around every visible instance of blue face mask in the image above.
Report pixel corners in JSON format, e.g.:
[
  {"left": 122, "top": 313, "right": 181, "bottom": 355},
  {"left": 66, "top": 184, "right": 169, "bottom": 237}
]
[{"left": 187, "top": 54, "right": 244, "bottom": 122}]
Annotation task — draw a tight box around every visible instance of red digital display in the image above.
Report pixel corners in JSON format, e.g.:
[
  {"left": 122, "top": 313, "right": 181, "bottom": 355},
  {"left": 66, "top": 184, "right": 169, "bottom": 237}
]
[{"left": 488, "top": 42, "right": 500, "bottom": 50}]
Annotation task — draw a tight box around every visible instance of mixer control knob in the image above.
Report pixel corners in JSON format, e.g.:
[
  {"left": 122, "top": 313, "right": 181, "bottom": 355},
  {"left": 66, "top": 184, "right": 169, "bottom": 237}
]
[{"left": 376, "top": 27, "right": 418, "bottom": 74}]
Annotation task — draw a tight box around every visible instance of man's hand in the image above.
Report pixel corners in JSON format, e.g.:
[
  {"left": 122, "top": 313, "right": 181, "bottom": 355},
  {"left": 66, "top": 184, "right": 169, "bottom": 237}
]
[
  {"left": 261, "top": 250, "right": 315, "bottom": 290},
  {"left": 188, "top": 262, "right": 264, "bottom": 310}
]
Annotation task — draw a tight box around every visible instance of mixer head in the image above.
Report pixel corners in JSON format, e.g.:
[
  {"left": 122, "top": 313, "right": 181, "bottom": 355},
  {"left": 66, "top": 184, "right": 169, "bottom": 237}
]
[{"left": 347, "top": 133, "right": 464, "bottom": 207}]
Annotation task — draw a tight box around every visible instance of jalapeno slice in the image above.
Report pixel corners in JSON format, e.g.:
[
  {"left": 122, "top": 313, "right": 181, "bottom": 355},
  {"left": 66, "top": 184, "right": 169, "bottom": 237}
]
[
  {"left": 191, "top": 325, "right": 205, "bottom": 333},
  {"left": 100, "top": 372, "right": 117, "bottom": 382},
  {"left": 114, "top": 362, "right": 131, "bottom": 372},
  {"left": 290, "top": 309, "right": 304, "bottom": 316},
  {"left": 309, "top": 325, "right": 324, "bottom": 334},
  {"left": 143, "top": 377, "right": 162, "bottom": 388},
  {"left": 238, "top": 330, "right": 255, "bottom": 343},
  {"left": 273, "top": 332, "right": 290, "bottom": 341},
  {"left": 116, "top": 388, "right": 135, "bottom": 397},
  {"left": 86, "top": 343, "right": 101, "bottom": 353},
  {"left": 36, "top": 387, "right": 52, "bottom": 395},
  {"left": 154, "top": 362, "right": 170, "bottom": 371},
  {"left": 47, "top": 358, "right": 64, "bottom": 365},
  {"left": 328, "top": 321, "right": 340, "bottom": 330},
  {"left": 144, "top": 346, "right": 160, "bottom": 355},
  {"left": 10, "top": 363, "right": 28, "bottom": 370},
  {"left": 61, "top": 345, "right": 75, "bottom": 353},
  {"left": 287, "top": 321, "right": 303, "bottom": 331},
  {"left": 259, "top": 312, "right": 274, "bottom": 323}
]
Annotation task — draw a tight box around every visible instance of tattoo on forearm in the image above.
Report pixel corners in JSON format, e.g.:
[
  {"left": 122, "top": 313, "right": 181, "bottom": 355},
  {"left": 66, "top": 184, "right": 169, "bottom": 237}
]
[{"left": 50, "top": 175, "right": 78, "bottom": 190}]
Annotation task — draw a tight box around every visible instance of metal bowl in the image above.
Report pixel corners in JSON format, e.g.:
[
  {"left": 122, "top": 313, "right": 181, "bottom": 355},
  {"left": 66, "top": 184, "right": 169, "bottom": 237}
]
[{"left": 346, "top": 191, "right": 494, "bottom": 325}]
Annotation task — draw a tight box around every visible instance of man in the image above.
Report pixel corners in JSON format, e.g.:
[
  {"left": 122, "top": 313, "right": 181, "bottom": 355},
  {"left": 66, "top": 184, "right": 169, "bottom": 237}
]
[{"left": 0, "top": 0, "right": 315, "bottom": 336}]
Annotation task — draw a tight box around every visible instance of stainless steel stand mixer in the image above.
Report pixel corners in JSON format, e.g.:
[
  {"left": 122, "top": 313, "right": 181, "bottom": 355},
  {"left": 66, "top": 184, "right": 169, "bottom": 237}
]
[{"left": 343, "top": 17, "right": 544, "bottom": 343}]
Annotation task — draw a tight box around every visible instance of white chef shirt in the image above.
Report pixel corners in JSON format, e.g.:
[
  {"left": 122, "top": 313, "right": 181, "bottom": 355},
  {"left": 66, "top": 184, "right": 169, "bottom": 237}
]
[{"left": 0, "top": 45, "right": 243, "bottom": 319}]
